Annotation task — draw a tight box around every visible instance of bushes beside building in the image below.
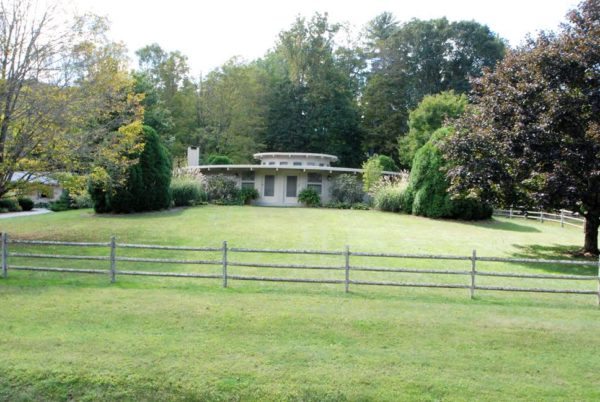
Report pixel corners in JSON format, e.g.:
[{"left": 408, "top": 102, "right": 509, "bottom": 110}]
[{"left": 171, "top": 178, "right": 207, "bottom": 207}]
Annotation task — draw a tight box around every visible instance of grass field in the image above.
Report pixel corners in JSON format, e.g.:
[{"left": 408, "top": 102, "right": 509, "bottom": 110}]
[{"left": 1, "top": 206, "right": 599, "bottom": 401}]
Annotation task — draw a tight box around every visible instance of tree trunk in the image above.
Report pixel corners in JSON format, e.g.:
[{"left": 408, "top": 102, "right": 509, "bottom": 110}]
[{"left": 583, "top": 211, "right": 599, "bottom": 256}]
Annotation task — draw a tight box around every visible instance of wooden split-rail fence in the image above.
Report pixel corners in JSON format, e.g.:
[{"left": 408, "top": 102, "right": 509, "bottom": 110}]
[
  {"left": 493, "top": 208, "right": 585, "bottom": 229},
  {"left": 1, "top": 233, "right": 599, "bottom": 305}
]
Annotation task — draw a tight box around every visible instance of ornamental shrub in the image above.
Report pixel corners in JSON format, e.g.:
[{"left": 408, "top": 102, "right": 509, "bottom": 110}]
[
  {"left": 373, "top": 178, "right": 404, "bottom": 212},
  {"left": 240, "top": 187, "right": 259, "bottom": 205},
  {"left": 298, "top": 187, "right": 321, "bottom": 207},
  {"left": 403, "top": 127, "right": 492, "bottom": 220},
  {"left": 0, "top": 198, "right": 20, "bottom": 212},
  {"left": 330, "top": 174, "right": 364, "bottom": 204},
  {"left": 17, "top": 197, "right": 34, "bottom": 211},
  {"left": 90, "top": 126, "right": 172, "bottom": 213},
  {"left": 170, "top": 178, "right": 207, "bottom": 207},
  {"left": 206, "top": 175, "right": 241, "bottom": 205}
]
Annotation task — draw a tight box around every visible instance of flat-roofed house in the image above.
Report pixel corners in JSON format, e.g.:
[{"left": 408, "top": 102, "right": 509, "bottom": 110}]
[{"left": 185, "top": 148, "right": 403, "bottom": 206}]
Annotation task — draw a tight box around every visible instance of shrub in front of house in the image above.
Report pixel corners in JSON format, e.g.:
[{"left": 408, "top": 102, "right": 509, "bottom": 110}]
[
  {"left": 240, "top": 187, "right": 259, "bottom": 205},
  {"left": 373, "top": 177, "right": 405, "bottom": 213},
  {"left": 298, "top": 187, "right": 321, "bottom": 207},
  {"left": 206, "top": 175, "right": 241, "bottom": 205},
  {"left": 171, "top": 178, "right": 207, "bottom": 207},
  {"left": 0, "top": 198, "right": 21, "bottom": 212},
  {"left": 17, "top": 197, "right": 34, "bottom": 211},
  {"left": 330, "top": 174, "right": 365, "bottom": 205}
]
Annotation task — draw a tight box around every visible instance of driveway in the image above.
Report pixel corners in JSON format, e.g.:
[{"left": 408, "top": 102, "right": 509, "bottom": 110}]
[{"left": 0, "top": 208, "right": 52, "bottom": 219}]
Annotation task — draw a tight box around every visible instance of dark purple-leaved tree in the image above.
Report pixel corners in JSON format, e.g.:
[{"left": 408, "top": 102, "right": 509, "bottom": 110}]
[{"left": 445, "top": 0, "right": 600, "bottom": 255}]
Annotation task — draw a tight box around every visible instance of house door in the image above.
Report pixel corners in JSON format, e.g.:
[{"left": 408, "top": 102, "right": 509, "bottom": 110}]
[{"left": 285, "top": 175, "right": 298, "bottom": 204}]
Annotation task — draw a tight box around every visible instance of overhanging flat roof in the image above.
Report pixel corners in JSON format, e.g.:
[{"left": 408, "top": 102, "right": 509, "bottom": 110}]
[
  {"left": 184, "top": 164, "right": 403, "bottom": 176},
  {"left": 253, "top": 152, "right": 338, "bottom": 162}
]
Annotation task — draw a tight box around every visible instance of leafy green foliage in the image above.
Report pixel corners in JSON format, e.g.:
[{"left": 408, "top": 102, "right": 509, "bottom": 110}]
[
  {"left": 330, "top": 174, "right": 365, "bottom": 204},
  {"left": 399, "top": 91, "right": 467, "bottom": 168},
  {"left": 445, "top": 0, "right": 600, "bottom": 252},
  {"left": 198, "top": 60, "right": 269, "bottom": 163},
  {"left": 240, "top": 187, "right": 259, "bottom": 205},
  {"left": 170, "top": 178, "right": 207, "bottom": 207},
  {"left": 298, "top": 187, "right": 321, "bottom": 207},
  {"left": 90, "top": 126, "right": 172, "bottom": 213},
  {"left": 262, "top": 14, "right": 363, "bottom": 166},
  {"left": 376, "top": 155, "right": 399, "bottom": 172},
  {"left": 362, "top": 156, "right": 383, "bottom": 193},
  {"left": 207, "top": 155, "right": 233, "bottom": 165},
  {"left": 404, "top": 128, "right": 492, "bottom": 220},
  {"left": 373, "top": 178, "right": 405, "bottom": 212},
  {"left": 0, "top": 198, "right": 21, "bottom": 212},
  {"left": 17, "top": 197, "right": 34, "bottom": 211},
  {"left": 206, "top": 175, "right": 241, "bottom": 205},
  {"left": 361, "top": 17, "right": 505, "bottom": 161}
]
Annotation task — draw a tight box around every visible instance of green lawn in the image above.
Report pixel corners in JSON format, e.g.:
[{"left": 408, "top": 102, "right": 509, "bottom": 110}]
[{"left": 1, "top": 206, "right": 599, "bottom": 401}]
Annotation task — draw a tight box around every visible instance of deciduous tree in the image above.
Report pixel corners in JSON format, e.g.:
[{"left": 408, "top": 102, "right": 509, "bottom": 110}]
[{"left": 445, "top": 0, "right": 600, "bottom": 254}]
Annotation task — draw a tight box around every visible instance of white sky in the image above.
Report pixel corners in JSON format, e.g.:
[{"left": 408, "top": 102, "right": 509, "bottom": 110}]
[{"left": 71, "top": 0, "right": 578, "bottom": 76}]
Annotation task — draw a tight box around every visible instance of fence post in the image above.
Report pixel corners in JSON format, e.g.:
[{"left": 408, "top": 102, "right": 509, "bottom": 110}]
[
  {"left": 470, "top": 249, "right": 476, "bottom": 299},
  {"left": 597, "top": 255, "right": 600, "bottom": 307},
  {"left": 509, "top": 208, "right": 513, "bottom": 219},
  {"left": 222, "top": 241, "right": 228, "bottom": 288},
  {"left": 344, "top": 245, "right": 350, "bottom": 293},
  {"left": 560, "top": 210, "right": 564, "bottom": 228},
  {"left": 1, "top": 232, "right": 7, "bottom": 279},
  {"left": 110, "top": 235, "right": 116, "bottom": 283}
]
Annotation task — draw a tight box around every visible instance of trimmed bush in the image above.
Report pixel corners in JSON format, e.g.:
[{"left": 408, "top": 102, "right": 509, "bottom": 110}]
[
  {"left": 206, "top": 175, "right": 241, "bottom": 205},
  {"left": 240, "top": 187, "right": 259, "bottom": 205},
  {"left": 171, "top": 178, "right": 207, "bottom": 207},
  {"left": 330, "top": 174, "right": 364, "bottom": 204},
  {"left": 17, "top": 197, "right": 34, "bottom": 211},
  {"left": 0, "top": 198, "right": 21, "bottom": 212},
  {"left": 298, "top": 187, "right": 321, "bottom": 207}
]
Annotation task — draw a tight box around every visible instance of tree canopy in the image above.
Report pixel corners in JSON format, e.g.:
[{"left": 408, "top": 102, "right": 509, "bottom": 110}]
[{"left": 445, "top": 0, "right": 600, "bottom": 254}]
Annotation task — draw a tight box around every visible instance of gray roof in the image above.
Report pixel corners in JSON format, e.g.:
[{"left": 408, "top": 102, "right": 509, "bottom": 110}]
[{"left": 11, "top": 172, "right": 59, "bottom": 185}]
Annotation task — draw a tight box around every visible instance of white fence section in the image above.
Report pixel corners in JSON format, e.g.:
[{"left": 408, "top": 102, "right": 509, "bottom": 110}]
[{"left": 493, "top": 208, "right": 585, "bottom": 229}]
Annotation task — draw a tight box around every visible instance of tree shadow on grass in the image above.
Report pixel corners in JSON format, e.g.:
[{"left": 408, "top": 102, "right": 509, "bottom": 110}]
[
  {"left": 87, "top": 207, "right": 188, "bottom": 220},
  {"left": 453, "top": 218, "right": 541, "bottom": 233},
  {"left": 509, "top": 244, "right": 596, "bottom": 276}
]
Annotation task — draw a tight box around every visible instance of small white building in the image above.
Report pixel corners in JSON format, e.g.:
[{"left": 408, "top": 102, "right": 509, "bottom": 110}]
[
  {"left": 186, "top": 149, "right": 402, "bottom": 206},
  {"left": 11, "top": 172, "right": 62, "bottom": 203}
]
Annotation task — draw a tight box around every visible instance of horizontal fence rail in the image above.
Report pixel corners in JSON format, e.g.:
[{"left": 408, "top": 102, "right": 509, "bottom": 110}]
[
  {"left": 493, "top": 208, "right": 585, "bottom": 229},
  {"left": 2, "top": 232, "right": 599, "bottom": 306}
]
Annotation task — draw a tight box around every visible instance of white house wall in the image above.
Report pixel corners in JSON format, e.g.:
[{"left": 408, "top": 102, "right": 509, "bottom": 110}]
[{"left": 204, "top": 169, "right": 344, "bottom": 206}]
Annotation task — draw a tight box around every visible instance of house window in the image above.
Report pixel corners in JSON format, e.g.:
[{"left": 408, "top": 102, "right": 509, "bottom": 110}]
[
  {"left": 307, "top": 162, "right": 315, "bottom": 166},
  {"left": 264, "top": 175, "right": 275, "bottom": 197},
  {"left": 307, "top": 173, "right": 322, "bottom": 194},
  {"left": 241, "top": 171, "right": 255, "bottom": 189},
  {"left": 268, "top": 161, "right": 275, "bottom": 165},
  {"left": 293, "top": 161, "right": 302, "bottom": 166},
  {"left": 286, "top": 176, "right": 297, "bottom": 197},
  {"left": 280, "top": 161, "right": 288, "bottom": 166}
]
